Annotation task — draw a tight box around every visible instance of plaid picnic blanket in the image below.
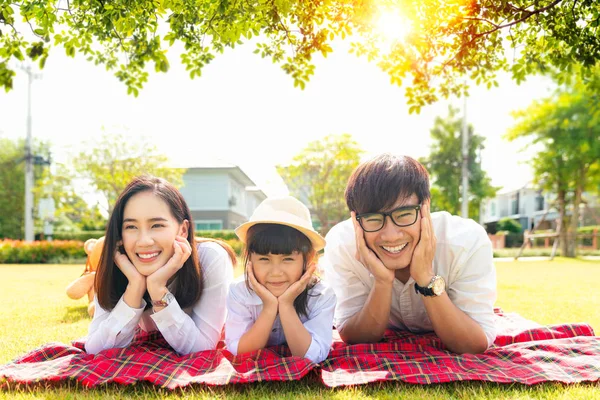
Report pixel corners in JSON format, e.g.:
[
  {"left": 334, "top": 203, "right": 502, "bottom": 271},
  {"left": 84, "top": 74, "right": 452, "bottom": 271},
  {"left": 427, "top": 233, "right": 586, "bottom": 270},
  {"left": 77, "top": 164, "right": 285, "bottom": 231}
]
[
  {"left": 321, "top": 310, "right": 600, "bottom": 386},
  {"left": 0, "top": 332, "right": 315, "bottom": 388},
  {"left": 1, "top": 310, "right": 599, "bottom": 388}
]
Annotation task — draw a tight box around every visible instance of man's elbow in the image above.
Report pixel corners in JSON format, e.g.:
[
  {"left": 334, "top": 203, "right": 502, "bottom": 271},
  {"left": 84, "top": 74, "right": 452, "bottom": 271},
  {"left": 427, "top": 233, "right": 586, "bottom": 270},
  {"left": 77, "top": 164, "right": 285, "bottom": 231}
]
[
  {"left": 451, "top": 335, "right": 489, "bottom": 355},
  {"left": 338, "top": 325, "right": 382, "bottom": 344}
]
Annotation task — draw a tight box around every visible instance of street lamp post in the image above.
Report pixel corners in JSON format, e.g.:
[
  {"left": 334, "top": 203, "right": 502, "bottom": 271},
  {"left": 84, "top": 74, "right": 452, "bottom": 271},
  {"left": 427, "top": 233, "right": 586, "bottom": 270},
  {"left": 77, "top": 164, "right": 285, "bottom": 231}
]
[
  {"left": 20, "top": 64, "right": 41, "bottom": 242},
  {"left": 461, "top": 86, "right": 469, "bottom": 219}
]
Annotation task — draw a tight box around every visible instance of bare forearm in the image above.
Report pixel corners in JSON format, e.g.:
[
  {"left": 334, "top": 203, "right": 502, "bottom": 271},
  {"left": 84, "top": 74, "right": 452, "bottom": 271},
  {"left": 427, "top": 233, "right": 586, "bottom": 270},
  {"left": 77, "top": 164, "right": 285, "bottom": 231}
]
[
  {"left": 339, "top": 281, "right": 393, "bottom": 344},
  {"left": 423, "top": 294, "right": 488, "bottom": 354},
  {"left": 123, "top": 282, "right": 146, "bottom": 309},
  {"left": 237, "top": 305, "right": 278, "bottom": 354},
  {"left": 278, "top": 304, "right": 312, "bottom": 357}
]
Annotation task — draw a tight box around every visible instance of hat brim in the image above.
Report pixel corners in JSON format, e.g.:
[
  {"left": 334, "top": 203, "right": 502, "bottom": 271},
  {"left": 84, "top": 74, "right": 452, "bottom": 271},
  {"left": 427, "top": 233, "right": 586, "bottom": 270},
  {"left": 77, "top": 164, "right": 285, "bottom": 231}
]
[{"left": 235, "top": 220, "right": 326, "bottom": 252}]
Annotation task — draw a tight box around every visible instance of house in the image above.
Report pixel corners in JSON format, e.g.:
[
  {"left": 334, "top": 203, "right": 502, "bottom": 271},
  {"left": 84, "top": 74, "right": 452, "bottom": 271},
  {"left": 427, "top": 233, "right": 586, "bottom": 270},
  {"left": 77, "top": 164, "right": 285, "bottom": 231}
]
[
  {"left": 482, "top": 182, "right": 599, "bottom": 233},
  {"left": 178, "top": 163, "right": 267, "bottom": 231},
  {"left": 482, "top": 183, "right": 553, "bottom": 233}
]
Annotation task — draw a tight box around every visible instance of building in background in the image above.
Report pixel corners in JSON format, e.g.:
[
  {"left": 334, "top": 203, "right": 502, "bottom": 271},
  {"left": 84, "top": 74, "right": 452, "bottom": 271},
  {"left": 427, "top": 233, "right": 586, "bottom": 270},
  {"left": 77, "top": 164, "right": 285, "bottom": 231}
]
[
  {"left": 179, "top": 162, "right": 267, "bottom": 231},
  {"left": 482, "top": 182, "right": 599, "bottom": 233}
]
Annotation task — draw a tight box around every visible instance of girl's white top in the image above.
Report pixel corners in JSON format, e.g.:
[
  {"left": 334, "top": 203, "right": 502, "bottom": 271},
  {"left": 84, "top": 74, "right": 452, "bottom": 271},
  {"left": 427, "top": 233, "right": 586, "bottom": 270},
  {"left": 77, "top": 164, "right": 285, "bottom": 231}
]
[
  {"left": 85, "top": 241, "right": 234, "bottom": 355},
  {"left": 225, "top": 278, "right": 336, "bottom": 363}
]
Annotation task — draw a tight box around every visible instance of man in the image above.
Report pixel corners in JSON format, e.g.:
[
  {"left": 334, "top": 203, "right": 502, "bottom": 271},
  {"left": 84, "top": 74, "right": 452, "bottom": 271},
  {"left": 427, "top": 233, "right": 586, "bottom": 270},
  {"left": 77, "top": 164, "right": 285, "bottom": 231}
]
[{"left": 322, "top": 154, "right": 496, "bottom": 354}]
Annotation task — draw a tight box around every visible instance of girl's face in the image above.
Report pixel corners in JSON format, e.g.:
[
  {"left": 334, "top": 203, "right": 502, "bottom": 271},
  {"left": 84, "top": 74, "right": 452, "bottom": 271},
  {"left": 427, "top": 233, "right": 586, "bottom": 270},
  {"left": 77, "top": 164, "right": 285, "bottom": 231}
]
[
  {"left": 250, "top": 251, "right": 305, "bottom": 297},
  {"left": 121, "top": 191, "right": 188, "bottom": 276}
]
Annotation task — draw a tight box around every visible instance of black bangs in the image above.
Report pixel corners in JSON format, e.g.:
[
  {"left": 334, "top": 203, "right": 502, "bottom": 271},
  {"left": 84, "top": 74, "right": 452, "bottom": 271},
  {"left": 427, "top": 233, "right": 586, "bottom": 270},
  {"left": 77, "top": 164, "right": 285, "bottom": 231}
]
[
  {"left": 345, "top": 154, "right": 430, "bottom": 214},
  {"left": 247, "top": 224, "right": 312, "bottom": 255}
]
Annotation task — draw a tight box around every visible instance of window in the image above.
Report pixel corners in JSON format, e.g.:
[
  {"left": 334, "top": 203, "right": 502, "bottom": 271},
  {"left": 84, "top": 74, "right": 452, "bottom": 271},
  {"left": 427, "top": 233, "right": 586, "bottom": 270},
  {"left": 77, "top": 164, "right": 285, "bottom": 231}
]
[
  {"left": 196, "top": 220, "right": 223, "bottom": 231},
  {"left": 535, "top": 195, "right": 544, "bottom": 211},
  {"left": 511, "top": 193, "right": 519, "bottom": 215},
  {"left": 490, "top": 202, "right": 496, "bottom": 217}
]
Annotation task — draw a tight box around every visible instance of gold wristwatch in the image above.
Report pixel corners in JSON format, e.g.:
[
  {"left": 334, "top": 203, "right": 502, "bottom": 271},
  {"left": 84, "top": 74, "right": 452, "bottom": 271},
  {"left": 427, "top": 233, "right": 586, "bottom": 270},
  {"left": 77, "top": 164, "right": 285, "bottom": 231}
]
[{"left": 414, "top": 275, "right": 446, "bottom": 297}]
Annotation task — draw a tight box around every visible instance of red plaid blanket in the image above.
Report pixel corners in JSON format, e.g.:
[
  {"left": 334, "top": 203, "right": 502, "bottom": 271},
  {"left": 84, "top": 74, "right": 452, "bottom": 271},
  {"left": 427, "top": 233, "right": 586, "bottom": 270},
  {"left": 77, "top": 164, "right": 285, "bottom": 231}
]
[
  {"left": 321, "top": 311, "right": 600, "bottom": 386},
  {"left": 1, "top": 311, "right": 599, "bottom": 389},
  {"left": 0, "top": 332, "right": 315, "bottom": 388}
]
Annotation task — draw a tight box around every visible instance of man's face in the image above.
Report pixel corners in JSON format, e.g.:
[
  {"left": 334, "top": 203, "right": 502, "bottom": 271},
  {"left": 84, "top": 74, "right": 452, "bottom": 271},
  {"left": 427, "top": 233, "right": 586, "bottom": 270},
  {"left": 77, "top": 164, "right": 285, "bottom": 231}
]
[{"left": 362, "top": 193, "right": 421, "bottom": 270}]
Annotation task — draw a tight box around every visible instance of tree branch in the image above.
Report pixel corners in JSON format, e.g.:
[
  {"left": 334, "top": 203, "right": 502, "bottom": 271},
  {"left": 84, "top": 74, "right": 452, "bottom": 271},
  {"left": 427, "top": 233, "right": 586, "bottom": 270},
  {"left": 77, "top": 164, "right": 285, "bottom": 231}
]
[
  {"left": 443, "top": 0, "right": 565, "bottom": 71},
  {"left": 461, "top": 17, "right": 499, "bottom": 29}
]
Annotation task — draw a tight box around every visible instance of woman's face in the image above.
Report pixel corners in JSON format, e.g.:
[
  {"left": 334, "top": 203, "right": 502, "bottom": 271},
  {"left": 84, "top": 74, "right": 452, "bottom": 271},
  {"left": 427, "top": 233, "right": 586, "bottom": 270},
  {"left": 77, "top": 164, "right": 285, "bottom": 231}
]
[{"left": 121, "top": 191, "right": 188, "bottom": 276}]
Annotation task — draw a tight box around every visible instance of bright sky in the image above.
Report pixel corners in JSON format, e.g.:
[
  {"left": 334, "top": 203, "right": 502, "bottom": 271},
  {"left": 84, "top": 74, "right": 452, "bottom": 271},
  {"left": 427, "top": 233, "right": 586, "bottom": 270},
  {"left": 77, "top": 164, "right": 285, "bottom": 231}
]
[{"left": 0, "top": 37, "right": 553, "bottom": 199}]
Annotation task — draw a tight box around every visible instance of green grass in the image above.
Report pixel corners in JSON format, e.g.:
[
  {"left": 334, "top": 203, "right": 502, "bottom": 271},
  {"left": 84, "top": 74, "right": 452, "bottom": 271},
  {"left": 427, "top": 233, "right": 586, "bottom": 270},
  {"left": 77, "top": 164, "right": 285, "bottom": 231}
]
[
  {"left": 1, "top": 259, "right": 600, "bottom": 399},
  {"left": 493, "top": 248, "right": 600, "bottom": 258}
]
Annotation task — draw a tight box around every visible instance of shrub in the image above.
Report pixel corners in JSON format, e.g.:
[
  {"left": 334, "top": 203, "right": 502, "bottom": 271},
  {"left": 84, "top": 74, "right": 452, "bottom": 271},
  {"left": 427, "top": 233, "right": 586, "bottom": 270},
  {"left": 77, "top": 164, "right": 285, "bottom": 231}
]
[
  {"left": 0, "top": 240, "right": 86, "bottom": 264},
  {"left": 504, "top": 232, "right": 524, "bottom": 248},
  {"left": 578, "top": 225, "right": 599, "bottom": 233},
  {"left": 497, "top": 218, "right": 523, "bottom": 233}
]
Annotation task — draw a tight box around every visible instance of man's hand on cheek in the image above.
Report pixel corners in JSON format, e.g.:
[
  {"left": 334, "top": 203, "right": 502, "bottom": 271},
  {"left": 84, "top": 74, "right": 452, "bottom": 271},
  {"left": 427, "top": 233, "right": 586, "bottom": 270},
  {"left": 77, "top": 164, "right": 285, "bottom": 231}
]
[
  {"left": 410, "top": 201, "right": 436, "bottom": 287},
  {"left": 352, "top": 212, "right": 394, "bottom": 285}
]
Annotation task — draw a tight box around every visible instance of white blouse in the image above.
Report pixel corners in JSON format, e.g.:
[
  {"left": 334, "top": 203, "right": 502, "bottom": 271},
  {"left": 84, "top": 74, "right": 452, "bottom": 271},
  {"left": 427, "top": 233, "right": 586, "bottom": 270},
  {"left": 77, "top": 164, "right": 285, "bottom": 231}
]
[
  {"left": 85, "top": 241, "right": 234, "bottom": 355},
  {"left": 225, "top": 279, "right": 336, "bottom": 363}
]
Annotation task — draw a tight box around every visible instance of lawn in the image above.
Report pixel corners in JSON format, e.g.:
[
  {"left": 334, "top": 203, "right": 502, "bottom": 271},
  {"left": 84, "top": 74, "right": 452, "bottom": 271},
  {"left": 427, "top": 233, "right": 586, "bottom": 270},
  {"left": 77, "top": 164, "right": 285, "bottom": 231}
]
[{"left": 1, "top": 259, "right": 599, "bottom": 399}]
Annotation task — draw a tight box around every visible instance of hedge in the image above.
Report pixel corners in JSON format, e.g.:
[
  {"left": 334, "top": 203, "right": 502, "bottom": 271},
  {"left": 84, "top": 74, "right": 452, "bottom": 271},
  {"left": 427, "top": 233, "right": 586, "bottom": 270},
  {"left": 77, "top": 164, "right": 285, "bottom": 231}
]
[
  {"left": 51, "top": 229, "right": 240, "bottom": 242},
  {"left": 0, "top": 240, "right": 86, "bottom": 264},
  {"left": 196, "top": 230, "right": 238, "bottom": 240},
  {"left": 0, "top": 238, "right": 244, "bottom": 264},
  {"left": 51, "top": 231, "right": 106, "bottom": 241}
]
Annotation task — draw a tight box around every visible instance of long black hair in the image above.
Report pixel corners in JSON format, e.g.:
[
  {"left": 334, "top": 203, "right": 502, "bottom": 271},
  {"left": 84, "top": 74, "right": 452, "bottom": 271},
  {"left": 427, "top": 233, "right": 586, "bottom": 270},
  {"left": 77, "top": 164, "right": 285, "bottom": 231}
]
[{"left": 95, "top": 175, "right": 201, "bottom": 311}]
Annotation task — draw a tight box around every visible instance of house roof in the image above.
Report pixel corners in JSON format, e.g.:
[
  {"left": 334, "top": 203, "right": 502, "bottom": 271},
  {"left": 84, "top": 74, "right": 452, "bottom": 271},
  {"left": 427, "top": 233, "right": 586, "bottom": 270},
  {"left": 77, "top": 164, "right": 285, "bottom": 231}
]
[{"left": 495, "top": 180, "right": 537, "bottom": 195}]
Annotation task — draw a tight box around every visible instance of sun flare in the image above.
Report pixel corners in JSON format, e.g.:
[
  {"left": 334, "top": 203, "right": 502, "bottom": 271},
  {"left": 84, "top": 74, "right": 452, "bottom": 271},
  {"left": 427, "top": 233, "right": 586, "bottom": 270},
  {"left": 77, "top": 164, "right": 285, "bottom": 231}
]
[{"left": 374, "top": 9, "right": 412, "bottom": 46}]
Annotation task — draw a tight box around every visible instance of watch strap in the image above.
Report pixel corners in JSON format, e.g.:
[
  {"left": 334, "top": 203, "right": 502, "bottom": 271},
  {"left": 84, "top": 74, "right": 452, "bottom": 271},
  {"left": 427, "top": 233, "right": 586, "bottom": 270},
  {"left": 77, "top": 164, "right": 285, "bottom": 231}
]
[
  {"left": 414, "top": 281, "right": 436, "bottom": 296},
  {"left": 152, "top": 291, "right": 173, "bottom": 307}
]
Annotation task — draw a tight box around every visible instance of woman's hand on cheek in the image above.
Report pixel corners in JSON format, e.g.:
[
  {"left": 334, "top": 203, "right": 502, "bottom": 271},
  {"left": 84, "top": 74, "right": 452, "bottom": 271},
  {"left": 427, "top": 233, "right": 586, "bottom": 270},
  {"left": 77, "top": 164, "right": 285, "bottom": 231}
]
[
  {"left": 147, "top": 236, "right": 191, "bottom": 294},
  {"left": 247, "top": 261, "right": 278, "bottom": 311},
  {"left": 278, "top": 263, "right": 316, "bottom": 308},
  {"left": 115, "top": 243, "right": 146, "bottom": 307},
  {"left": 115, "top": 244, "right": 146, "bottom": 289}
]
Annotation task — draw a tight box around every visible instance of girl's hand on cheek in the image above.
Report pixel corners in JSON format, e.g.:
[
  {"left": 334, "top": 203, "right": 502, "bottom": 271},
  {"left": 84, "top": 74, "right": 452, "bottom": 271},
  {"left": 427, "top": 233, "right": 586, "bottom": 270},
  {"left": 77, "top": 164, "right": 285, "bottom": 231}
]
[
  {"left": 278, "top": 263, "right": 316, "bottom": 308},
  {"left": 247, "top": 261, "right": 278, "bottom": 311}
]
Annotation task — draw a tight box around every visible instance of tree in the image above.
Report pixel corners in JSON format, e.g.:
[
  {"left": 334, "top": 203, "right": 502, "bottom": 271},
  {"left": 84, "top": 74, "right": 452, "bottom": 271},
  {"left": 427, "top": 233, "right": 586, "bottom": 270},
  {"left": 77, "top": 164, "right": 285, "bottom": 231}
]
[
  {"left": 68, "top": 131, "right": 185, "bottom": 213},
  {"left": 35, "top": 164, "right": 107, "bottom": 233},
  {"left": 277, "top": 134, "right": 364, "bottom": 235},
  {"left": 507, "top": 70, "right": 600, "bottom": 257},
  {"left": 420, "top": 106, "right": 498, "bottom": 222},
  {"left": 0, "top": 137, "right": 51, "bottom": 239},
  {"left": 3, "top": 2, "right": 600, "bottom": 110}
]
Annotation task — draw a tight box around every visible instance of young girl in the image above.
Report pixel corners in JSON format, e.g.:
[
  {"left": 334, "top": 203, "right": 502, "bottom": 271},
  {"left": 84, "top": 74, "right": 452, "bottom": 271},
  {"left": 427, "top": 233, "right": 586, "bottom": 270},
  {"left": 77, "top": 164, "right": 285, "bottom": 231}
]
[
  {"left": 86, "top": 175, "right": 236, "bottom": 355},
  {"left": 225, "top": 196, "right": 336, "bottom": 364}
]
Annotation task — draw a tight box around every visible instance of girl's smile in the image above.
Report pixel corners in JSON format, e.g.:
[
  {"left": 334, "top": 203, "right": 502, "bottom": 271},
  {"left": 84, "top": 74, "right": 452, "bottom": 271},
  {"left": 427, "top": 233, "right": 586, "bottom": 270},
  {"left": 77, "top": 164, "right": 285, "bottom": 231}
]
[{"left": 250, "top": 252, "right": 304, "bottom": 297}]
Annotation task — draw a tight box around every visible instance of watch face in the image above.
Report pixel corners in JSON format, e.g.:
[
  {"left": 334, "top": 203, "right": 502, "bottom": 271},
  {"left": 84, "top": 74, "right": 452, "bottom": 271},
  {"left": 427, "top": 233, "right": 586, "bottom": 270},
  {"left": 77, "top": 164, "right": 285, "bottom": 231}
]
[
  {"left": 432, "top": 277, "right": 446, "bottom": 295},
  {"left": 164, "top": 292, "right": 176, "bottom": 304}
]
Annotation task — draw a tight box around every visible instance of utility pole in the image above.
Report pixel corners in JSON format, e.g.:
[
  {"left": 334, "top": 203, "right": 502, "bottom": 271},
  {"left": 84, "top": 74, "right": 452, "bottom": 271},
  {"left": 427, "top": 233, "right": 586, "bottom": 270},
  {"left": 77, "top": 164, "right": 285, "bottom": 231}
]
[
  {"left": 20, "top": 64, "right": 41, "bottom": 242},
  {"left": 461, "top": 86, "right": 469, "bottom": 219}
]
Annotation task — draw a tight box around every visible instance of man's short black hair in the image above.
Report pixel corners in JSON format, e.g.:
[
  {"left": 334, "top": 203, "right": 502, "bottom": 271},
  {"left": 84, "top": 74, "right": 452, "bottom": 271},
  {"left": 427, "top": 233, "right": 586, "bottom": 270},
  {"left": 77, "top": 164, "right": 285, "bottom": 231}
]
[{"left": 345, "top": 153, "right": 431, "bottom": 214}]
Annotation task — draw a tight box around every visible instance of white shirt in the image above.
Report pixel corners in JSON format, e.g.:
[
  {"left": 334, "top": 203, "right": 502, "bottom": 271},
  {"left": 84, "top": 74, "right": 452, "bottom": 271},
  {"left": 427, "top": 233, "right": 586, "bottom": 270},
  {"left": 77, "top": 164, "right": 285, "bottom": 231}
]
[
  {"left": 225, "top": 279, "right": 336, "bottom": 363},
  {"left": 85, "top": 241, "right": 234, "bottom": 355},
  {"left": 322, "top": 211, "right": 497, "bottom": 348}
]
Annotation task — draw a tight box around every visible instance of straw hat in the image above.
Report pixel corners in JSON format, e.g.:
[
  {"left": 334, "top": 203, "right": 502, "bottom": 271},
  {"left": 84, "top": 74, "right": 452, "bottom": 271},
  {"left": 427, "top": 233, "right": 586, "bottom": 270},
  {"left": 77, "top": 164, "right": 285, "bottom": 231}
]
[{"left": 235, "top": 196, "right": 326, "bottom": 251}]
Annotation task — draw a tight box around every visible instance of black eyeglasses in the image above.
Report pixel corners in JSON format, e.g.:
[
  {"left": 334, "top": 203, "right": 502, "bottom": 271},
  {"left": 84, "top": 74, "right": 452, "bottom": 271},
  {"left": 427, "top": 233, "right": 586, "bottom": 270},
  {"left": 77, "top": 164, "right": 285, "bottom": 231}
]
[{"left": 355, "top": 205, "right": 421, "bottom": 232}]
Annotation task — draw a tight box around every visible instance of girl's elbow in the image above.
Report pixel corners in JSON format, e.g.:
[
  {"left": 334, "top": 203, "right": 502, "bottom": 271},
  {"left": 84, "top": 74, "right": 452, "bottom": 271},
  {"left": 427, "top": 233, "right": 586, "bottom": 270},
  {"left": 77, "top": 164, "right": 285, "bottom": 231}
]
[{"left": 84, "top": 341, "right": 101, "bottom": 355}]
